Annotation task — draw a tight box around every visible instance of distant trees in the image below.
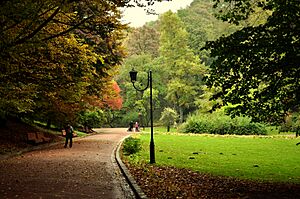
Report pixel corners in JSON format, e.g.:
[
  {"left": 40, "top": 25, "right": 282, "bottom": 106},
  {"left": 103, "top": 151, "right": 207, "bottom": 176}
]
[
  {"left": 3, "top": 0, "right": 243, "bottom": 128},
  {"left": 159, "top": 11, "right": 207, "bottom": 123},
  {"left": 125, "top": 25, "right": 160, "bottom": 57},
  {"left": 118, "top": 10, "right": 207, "bottom": 125},
  {"left": 118, "top": 0, "right": 299, "bottom": 129},
  {"left": 177, "top": 0, "right": 240, "bottom": 65}
]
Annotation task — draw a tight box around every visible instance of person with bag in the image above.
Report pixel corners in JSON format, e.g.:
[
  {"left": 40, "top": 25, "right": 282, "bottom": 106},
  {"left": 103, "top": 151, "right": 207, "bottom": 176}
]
[{"left": 64, "top": 124, "right": 74, "bottom": 148}]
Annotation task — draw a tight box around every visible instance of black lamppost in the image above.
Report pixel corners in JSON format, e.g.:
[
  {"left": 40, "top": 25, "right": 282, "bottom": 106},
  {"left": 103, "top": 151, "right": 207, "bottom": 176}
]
[{"left": 129, "top": 68, "right": 155, "bottom": 164}]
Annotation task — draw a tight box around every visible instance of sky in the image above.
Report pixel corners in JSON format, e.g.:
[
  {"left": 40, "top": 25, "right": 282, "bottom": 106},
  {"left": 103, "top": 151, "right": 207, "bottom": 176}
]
[{"left": 121, "top": 0, "right": 193, "bottom": 27}]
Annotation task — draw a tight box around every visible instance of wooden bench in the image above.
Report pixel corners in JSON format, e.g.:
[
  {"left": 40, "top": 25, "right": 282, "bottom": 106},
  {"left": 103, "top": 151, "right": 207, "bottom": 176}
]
[
  {"left": 36, "top": 133, "right": 51, "bottom": 142},
  {"left": 27, "top": 132, "right": 51, "bottom": 144}
]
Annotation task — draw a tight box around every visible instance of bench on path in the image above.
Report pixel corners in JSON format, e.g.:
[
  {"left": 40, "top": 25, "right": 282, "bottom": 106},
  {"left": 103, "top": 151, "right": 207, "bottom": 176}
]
[{"left": 27, "top": 132, "right": 51, "bottom": 144}]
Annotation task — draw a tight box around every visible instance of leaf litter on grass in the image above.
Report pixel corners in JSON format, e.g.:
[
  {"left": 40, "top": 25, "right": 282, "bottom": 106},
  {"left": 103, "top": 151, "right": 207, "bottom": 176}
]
[{"left": 124, "top": 161, "right": 300, "bottom": 199}]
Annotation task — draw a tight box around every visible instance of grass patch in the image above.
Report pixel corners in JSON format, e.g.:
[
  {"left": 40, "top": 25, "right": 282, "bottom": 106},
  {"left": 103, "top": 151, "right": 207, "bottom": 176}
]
[
  {"left": 74, "top": 130, "right": 87, "bottom": 137},
  {"left": 142, "top": 126, "right": 177, "bottom": 133},
  {"left": 127, "top": 132, "right": 300, "bottom": 183}
]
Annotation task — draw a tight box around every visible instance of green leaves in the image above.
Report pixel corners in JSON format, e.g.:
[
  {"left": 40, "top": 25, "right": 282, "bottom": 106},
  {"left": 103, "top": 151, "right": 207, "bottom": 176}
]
[
  {"left": 182, "top": 111, "right": 267, "bottom": 135},
  {"left": 159, "top": 107, "right": 178, "bottom": 132},
  {"left": 122, "top": 136, "right": 142, "bottom": 156},
  {"left": 0, "top": 0, "right": 126, "bottom": 125},
  {"left": 125, "top": 26, "right": 160, "bottom": 57},
  {"left": 213, "top": 0, "right": 255, "bottom": 25},
  {"left": 205, "top": 0, "right": 300, "bottom": 124},
  {"left": 158, "top": 11, "right": 207, "bottom": 122}
]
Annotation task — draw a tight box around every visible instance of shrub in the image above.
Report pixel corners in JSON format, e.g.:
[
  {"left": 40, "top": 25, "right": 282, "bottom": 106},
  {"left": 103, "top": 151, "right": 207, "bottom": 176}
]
[
  {"left": 78, "top": 109, "right": 105, "bottom": 128},
  {"left": 122, "top": 137, "right": 142, "bottom": 155},
  {"left": 181, "top": 112, "right": 267, "bottom": 135},
  {"left": 120, "top": 111, "right": 139, "bottom": 127}
]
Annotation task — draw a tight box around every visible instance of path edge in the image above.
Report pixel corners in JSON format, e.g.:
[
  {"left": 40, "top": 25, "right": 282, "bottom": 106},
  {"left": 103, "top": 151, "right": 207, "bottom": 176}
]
[{"left": 114, "top": 135, "right": 148, "bottom": 199}]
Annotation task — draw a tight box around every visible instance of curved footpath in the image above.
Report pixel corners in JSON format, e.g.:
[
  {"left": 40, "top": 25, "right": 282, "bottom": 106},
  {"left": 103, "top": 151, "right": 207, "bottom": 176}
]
[{"left": 0, "top": 128, "right": 142, "bottom": 199}]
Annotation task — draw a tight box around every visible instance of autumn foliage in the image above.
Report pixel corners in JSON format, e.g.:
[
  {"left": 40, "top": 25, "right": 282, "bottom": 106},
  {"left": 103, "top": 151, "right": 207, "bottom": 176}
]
[
  {"left": 103, "top": 81, "right": 123, "bottom": 110},
  {"left": 82, "top": 81, "right": 123, "bottom": 110},
  {"left": 0, "top": 0, "right": 127, "bottom": 126}
]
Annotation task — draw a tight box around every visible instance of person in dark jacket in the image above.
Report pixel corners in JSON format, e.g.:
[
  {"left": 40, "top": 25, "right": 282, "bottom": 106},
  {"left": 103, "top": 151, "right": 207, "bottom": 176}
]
[
  {"left": 64, "top": 124, "right": 73, "bottom": 148},
  {"left": 128, "top": 121, "right": 134, "bottom": 132}
]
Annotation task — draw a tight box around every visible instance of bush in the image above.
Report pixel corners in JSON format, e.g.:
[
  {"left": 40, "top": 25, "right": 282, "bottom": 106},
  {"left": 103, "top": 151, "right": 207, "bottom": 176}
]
[
  {"left": 181, "top": 112, "right": 267, "bottom": 135},
  {"left": 122, "top": 137, "right": 142, "bottom": 155},
  {"left": 120, "top": 111, "right": 139, "bottom": 127},
  {"left": 78, "top": 109, "right": 105, "bottom": 128}
]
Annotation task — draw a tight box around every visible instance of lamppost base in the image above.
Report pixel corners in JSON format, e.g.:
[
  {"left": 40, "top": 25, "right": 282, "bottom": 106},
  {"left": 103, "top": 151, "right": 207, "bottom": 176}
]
[{"left": 150, "top": 141, "right": 155, "bottom": 164}]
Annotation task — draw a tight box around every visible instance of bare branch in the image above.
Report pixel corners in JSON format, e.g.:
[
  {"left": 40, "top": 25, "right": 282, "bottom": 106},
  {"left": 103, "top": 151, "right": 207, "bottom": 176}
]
[
  {"left": 42, "top": 15, "right": 94, "bottom": 41},
  {"left": 13, "top": 6, "right": 61, "bottom": 46}
]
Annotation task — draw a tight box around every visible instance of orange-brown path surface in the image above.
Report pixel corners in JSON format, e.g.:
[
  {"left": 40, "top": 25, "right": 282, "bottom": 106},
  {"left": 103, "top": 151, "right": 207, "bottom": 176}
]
[{"left": 0, "top": 128, "right": 134, "bottom": 199}]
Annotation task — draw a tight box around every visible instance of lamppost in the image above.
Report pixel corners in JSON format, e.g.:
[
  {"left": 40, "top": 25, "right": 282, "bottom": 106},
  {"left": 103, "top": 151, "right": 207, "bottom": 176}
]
[{"left": 129, "top": 68, "right": 155, "bottom": 164}]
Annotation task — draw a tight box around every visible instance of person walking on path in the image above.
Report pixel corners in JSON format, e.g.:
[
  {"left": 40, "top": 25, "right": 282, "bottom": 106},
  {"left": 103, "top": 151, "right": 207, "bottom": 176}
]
[
  {"left": 128, "top": 121, "right": 134, "bottom": 132},
  {"left": 64, "top": 124, "right": 73, "bottom": 148},
  {"left": 135, "top": 122, "right": 139, "bottom": 132}
]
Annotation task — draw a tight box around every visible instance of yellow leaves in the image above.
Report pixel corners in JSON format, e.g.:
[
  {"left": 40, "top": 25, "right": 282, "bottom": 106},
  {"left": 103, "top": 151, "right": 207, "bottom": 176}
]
[{"left": 46, "top": 34, "right": 100, "bottom": 78}]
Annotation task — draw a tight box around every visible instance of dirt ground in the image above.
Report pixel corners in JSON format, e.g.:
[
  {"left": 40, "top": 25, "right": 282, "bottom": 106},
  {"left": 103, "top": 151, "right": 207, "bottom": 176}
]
[{"left": 0, "top": 128, "right": 134, "bottom": 199}]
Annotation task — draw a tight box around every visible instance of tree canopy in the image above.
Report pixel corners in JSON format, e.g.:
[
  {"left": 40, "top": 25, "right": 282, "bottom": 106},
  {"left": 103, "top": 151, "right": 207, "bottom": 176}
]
[
  {"left": 0, "top": 0, "right": 138, "bottom": 125},
  {"left": 118, "top": 9, "right": 208, "bottom": 125},
  {"left": 204, "top": 0, "right": 300, "bottom": 124},
  {"left": 159, "top": 11, "right": 207, "bottom": 122}
]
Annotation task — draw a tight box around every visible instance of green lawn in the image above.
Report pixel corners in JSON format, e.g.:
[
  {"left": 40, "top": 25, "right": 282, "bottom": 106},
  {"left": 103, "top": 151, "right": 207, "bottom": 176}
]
[{"left": 129, "top": 132, "right": 300, "bottom": 183}]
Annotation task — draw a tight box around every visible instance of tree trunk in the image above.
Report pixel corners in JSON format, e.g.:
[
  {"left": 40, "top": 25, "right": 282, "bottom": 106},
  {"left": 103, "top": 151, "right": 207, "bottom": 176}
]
[
  {"left": 47, "top": 119, "right": 51, "bottom": 129},
  {"left": 179, "top": 107, "right": 184, "bottom": 123}
]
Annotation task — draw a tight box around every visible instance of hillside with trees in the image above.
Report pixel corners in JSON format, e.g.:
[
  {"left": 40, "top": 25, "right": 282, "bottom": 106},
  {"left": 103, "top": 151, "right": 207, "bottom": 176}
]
[
  {"left": 0, "top": 0, "right": 172, "bottom": 130},
  {"left": 0, "top": 0, "right": 298, "bottom": 133},
  {"left": 117, "top": 0, "right": 238, "bottom": 127},
  {"left": 117, "top": 0, "right": 299, "bottom": 133}
]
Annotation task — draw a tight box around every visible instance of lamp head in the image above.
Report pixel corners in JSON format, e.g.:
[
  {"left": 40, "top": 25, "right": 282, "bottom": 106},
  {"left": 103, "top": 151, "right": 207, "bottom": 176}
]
[{"left": 129, "top": 68, "right": 137, "bottom": 83}]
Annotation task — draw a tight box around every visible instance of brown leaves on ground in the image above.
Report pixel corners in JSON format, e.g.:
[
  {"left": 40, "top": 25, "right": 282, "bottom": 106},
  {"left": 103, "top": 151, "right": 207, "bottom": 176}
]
[{"left": 124, "top": 161, "right": 300, "bottom": 199}]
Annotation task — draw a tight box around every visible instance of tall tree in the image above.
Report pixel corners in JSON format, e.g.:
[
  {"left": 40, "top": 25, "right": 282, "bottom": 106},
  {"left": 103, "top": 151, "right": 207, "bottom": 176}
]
[
  {"left": 117, "top": 53, "right": 161, "bottom": 125},
  {"left": 125, "top": 25, "right": 160, "bottom": 57},
  {"left": 158, "top": 11, "right": 207, "bottom": 122},
  {"left": 204, "top": 0, "right": 300, "bottom": 124}
]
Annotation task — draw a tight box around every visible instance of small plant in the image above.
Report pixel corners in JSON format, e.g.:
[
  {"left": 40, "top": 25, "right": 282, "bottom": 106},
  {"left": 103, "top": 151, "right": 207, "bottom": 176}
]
[
  {"left": 78, "top": 109, "right": 105, "bottom": 128},
  {"left": 122, "top": 137, "right": 142, "bottom": 155}
]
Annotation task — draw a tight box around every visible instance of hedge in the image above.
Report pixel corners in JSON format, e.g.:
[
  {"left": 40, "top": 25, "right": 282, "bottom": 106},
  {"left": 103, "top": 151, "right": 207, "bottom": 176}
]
[{"left": 181, "top": 112, "right": 267, "bottom": 135}]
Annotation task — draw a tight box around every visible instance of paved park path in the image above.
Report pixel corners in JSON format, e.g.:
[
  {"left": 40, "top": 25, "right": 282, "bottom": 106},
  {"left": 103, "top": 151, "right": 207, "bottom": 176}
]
[{"left": 0, "top": 128, "right": 135, "bottom": 199}]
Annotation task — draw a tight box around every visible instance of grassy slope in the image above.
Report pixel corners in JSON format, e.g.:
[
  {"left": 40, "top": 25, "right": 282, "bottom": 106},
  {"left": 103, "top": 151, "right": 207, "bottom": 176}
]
[{"left": 0, "top": 120, "right": 65, "bottom": 155}]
